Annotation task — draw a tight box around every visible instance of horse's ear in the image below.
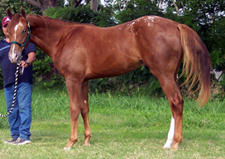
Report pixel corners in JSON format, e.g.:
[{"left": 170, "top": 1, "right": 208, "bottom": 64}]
[
  {"left": 7, "top": 8, "right": 14, "bottom": 19},
  {"left": 20, "top": 7, "right": 26, "bottom": 18}
]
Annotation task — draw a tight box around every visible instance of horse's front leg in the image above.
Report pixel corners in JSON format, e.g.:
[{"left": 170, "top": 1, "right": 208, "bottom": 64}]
[
  {"left": 80, "top": 80, "right": 91, "bottom": 146},
  {"left": 64, "top": 78, "right": 82, "bottom": 150}
]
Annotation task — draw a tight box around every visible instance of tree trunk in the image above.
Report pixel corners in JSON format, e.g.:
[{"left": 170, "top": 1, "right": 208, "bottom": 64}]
[
  {"left": 172, "top": 0, "right": 180, "bottom": 16},
  {"left": 181, "top": 2, "right": 185, "bottom": 12},
  {"left": 159, "top": 0, "right": 163, "bottom": 10},
  {"left": 23, "top": 0, "right": 58, "bottom": 14},
  {"left": 23, "top": 0, "right": 41, "bottom": 8},
  {"left": 90, "top": 0, "right": 98, "bottom": 12},
  {"left": 73, "top": 0, "right": 82, "bottom": 8}
]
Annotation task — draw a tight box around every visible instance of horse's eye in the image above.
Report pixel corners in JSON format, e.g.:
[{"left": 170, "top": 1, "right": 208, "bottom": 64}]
[{"left": 23, "top": 29, "right": 27, "bottom": 33}]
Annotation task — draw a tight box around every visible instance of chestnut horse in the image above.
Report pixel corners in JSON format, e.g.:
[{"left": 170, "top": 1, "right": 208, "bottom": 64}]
[{"left": 6, "top": 8, "right": 211, "bottom": 150}]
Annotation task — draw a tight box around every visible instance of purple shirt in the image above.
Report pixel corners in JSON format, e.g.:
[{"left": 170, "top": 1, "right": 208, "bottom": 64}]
[{"left": 0, "top": 39, "right": 36, "bottom": 87}]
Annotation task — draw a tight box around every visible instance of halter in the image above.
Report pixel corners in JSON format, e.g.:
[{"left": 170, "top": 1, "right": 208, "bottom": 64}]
[{"left": 10, "top": 19, "right": 31, "bottom": 50}]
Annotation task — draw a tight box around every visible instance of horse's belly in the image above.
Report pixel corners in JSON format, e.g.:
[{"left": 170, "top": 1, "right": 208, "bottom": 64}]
[{"left": 85, "top": 57, "right": 143, "bottom": 79}]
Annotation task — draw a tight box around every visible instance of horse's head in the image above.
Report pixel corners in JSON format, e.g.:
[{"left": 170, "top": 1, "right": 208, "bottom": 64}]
[{"left": 6, "top": 8, "right": 30, "bottom": 63}]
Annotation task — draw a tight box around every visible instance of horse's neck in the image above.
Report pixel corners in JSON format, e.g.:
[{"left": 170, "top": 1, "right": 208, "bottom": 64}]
[{"left": 27, "top": 15, "right": 61, "bottom": 60}]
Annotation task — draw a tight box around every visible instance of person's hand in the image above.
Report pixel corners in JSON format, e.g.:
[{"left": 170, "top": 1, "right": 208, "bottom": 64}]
[{"left": 20, "top": 60, "right": 30, "bottom": 68}]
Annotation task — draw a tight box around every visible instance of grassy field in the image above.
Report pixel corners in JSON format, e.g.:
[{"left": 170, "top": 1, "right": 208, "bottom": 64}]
[{"left": 0, "top": 84, "right": 224, "bottom": 159}]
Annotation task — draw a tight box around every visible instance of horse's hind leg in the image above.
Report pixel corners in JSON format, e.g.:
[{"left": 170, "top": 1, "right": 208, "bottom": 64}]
[
  {"left": 80, "top": 80, "right": 92, "bottom": 146},
  {"left": 163, "top": 116, "right": 175, "bottom": 149},
  {"left": 157, "top": 75, "right": 184, "bottom": 150}
]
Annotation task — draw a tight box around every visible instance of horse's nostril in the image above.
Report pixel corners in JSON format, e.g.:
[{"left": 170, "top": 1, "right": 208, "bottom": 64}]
[{"left": 8, "top": 53, "right": 19, "bottom": 63}]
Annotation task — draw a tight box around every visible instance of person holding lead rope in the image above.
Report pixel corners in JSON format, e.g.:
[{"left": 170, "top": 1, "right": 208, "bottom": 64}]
[{"left": 0, "top": 16, "right": 36, "bottom": 145}]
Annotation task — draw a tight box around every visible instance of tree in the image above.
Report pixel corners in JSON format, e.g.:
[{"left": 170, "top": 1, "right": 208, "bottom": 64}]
[
  {"left": 73, "top": 0, "right": 83, "bottom": 8},
  {"left": 23, "top": 0, "right": 58, "bottom": 14},
  {"left": 23, "top": 0, "right": 82, "bottom": 14},
  {"left": 116, "top": 0, "right": 163, "bottom": 23},
  {"left": 171, "top": 0, "right": 180, "bottom": 16},
  {"left": 44, "top": 4, "right": 116, "bottom": 26},
  {"left": 91, "top": 0, "right": 99, "bottom": 12}
]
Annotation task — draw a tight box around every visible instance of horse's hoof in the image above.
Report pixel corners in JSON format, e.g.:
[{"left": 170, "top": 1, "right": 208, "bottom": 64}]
[
  {"left": 64, "top": 147, "right": 71, "bottom": 150},
  {"left": 163, "top": 139, "right": 173, "bottom": 149},
  {"left": 163, "top": 146, "right": 171, "bottom": 149},
  {"left": 171, "top": 143, "right": 179, "bottom": 150},
  {"left": 83, "top": 142, "right": 91, "bottom": 146}
]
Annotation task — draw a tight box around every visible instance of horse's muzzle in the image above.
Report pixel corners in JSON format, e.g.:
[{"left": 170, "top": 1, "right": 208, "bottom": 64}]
[{"left": 9, "top": 52, "right": 19, "bottom": 64}]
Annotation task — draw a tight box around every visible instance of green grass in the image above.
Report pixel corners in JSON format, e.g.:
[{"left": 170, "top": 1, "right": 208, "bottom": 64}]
[{"left": 0, "top": 84, "right": 224, "bottom": 158}]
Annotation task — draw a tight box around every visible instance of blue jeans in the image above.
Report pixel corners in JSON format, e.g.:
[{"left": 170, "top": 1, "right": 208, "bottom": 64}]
[{"left": 4, "top": 82, "right": 33, "bottom": 141}]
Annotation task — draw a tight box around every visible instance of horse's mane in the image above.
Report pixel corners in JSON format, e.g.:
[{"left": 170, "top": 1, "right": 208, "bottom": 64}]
[{"left": 28, "top": 14, "right": 95, "bottom": 27}]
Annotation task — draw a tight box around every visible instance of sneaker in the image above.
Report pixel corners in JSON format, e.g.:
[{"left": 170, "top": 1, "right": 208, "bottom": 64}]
[
  {"left": 13, "top": 138, "right": 31, "bottom": 145},
  {"left": 4, "top": 138, "right": 17, "bottom": 144}
]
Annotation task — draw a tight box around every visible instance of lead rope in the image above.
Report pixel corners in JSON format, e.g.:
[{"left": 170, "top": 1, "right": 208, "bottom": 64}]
[{"left": 0, "top": 63, "right": 20, "bottom": 118}]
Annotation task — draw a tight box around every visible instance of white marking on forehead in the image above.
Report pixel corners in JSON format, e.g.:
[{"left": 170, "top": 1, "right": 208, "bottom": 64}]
[
  {"left": 14, "top": 22, "right": 24, "bottom": 39},
  {"left": 14, "top": 22, "right": 24, "bottom": 32},
  {"left": 11, "top": 44, "right": 17, "bottom": 59},
  {"left": 12, "top": 44, "right": 16, "bottom": 52}
]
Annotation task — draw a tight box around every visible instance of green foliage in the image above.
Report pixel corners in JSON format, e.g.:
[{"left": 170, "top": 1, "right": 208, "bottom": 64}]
[
  {"left": 44, "top": 6, "right": 95, "bottom": 23},
  {"left": 209, "top": 17, "right": 225, "bottom": 70},
  {"left": 42, "top": 74, "right": 65, "bottom": 89},
  {"left": 44, "top": 5, "right": 116, "bottom": 27},
  {"left": 93, "top": 4, "right": 116, "bottom": 27},
  {"left": 219, "top": 74, "right": 225, "bottom": 90},
  {"left": 32, "top": 47, "right": 65, "bottom": 89},
  {"left": 116, "top": 0, "right": 163, "bottom": 23},
  {"left": 32, "top": 48, "right": 52, "bottom": 80}
]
